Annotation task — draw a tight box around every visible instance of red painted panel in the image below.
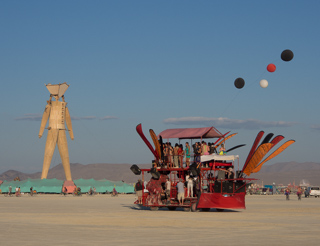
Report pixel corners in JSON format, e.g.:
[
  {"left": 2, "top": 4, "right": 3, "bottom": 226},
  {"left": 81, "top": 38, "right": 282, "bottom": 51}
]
[{"left": 197, "top": 193, "right": 246, "bottom": 209}]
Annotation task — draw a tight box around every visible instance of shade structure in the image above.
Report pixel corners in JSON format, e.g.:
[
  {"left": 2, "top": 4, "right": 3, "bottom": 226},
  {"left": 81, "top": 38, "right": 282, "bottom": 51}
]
[
  {"left": 0, "top": 178, "right": 64, "bottom": 193},
  {"left": 159, "top": 127, "right": 223, "bottom": 140},
  {"left": 73, "top": 178, "right": 113, "bottom": 193},
  {"left": 0, "top": 178, "right": 134, "bottom": 194}
]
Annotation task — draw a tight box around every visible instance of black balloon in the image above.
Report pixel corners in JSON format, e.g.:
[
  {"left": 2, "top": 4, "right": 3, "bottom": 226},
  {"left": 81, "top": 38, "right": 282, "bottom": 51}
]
[
  {"left": 234, "top": 77, "right": 245, "bottom": 89},
  {"left": 281, "top": 49, "right": 294, "bottom": 62}
]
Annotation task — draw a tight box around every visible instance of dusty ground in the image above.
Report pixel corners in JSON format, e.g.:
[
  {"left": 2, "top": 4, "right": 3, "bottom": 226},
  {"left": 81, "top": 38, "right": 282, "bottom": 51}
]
[{"left": 0, "top": 194, "right": 319, "bottom": 246}]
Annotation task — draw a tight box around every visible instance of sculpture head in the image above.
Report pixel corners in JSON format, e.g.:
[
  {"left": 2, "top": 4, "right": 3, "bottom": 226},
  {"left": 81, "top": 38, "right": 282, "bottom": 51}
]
[{"left": 45, "top": 82, "right": 69, "bottom": 99}]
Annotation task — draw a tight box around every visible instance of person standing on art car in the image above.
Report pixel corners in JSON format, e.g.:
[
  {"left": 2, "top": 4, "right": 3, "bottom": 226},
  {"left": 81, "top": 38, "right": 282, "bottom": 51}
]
[
  {"left": 178, "top": 144, "right": 184, "bottom": 168},
  {"left": 193, "top": 142, "right": 201, "bottom": 163},
  {"left": 219, "top": 144, "right": 226, "bottom": 155},
  {"left": 187, "top": 176, "right": 194, "bottom": 198},
  {"left": 193, "top": 177, "right": 201, "bottom": 197},
  {"left": 185, "top": 142, "right": 191, "bottom": 167},
  {"left": 176, "top": 179, "right": 185, "bottom": 206},
  {"left": 201, "top": 141, "right": 210, "bottom": 156},
  {"left": 209, "top": 143, "right": 218, "bottom": 154},
  {"left": 165, "top": 177, "right": 171, "bottom": 204},
  {"left": 227, "top": 166, "right": 234, "bottom": 179},
  {"left": 173, "top": 144, "right": 179, "bottom": 168},
  {"left": 135, "top": 179, "right": 143, "bottom": 204},
  {"left": 168, "top": 143, "right": 173, "bottom": 166}
]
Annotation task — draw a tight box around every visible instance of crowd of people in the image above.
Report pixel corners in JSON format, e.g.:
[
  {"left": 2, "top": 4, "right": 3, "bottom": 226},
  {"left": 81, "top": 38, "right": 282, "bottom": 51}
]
[
  {"left": 135, "top": 170, "right": 203, "bottom": 206},
  {"left": 7, "top": 186, "right": 22, "bottom": 197},
  {"left": 163, "top": 175, "right": 199, "bottom": 206},
  {"left": 161, "top": 141, "right": 226, "bottom": 168},
  {"left": 285, "top": 187, "right": 303, "bottom": 200},
  {"left": 5, "top": 186, "right": 31, "bottom": 197},
  {"left": 88, "top": 187, "right": 96, "bottom": 196}
]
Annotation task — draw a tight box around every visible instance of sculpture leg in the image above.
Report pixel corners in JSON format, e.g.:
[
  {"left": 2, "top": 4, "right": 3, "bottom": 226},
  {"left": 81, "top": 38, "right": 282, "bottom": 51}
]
[
  {"left": 41, "top": 129, "right": 58, "bottom": 179},
  {"left": 57, "top": 130, "right": 72, "bottom": 181}
]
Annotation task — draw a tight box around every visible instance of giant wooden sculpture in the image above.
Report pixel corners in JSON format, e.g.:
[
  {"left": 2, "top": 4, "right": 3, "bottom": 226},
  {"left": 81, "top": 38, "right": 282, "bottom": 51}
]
[{"left": 39, "top": 83, "right": 74, "bottom": 181}]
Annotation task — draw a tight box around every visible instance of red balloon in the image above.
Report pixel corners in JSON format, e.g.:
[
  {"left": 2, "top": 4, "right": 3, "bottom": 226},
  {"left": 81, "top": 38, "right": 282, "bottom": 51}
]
[{"left": 267, "top": 63, "right": 276, "bottom": 72}]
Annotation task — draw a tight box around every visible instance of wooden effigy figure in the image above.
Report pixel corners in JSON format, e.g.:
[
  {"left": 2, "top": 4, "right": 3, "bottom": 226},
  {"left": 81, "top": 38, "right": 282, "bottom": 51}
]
[{"left": 39, "top": 83, "right": 74, "bottom": 181}]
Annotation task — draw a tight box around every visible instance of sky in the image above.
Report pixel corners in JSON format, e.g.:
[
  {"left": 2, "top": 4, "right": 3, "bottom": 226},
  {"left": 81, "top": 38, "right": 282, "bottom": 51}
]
[{"left": 1, "top": 1, "right": 320, "bottom": 174}]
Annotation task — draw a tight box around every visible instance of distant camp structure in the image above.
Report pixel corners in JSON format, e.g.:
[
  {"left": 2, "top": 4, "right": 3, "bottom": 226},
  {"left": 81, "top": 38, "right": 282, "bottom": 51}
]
[{"left": 0, "top": 178, "right": 134, "bottom": 194}]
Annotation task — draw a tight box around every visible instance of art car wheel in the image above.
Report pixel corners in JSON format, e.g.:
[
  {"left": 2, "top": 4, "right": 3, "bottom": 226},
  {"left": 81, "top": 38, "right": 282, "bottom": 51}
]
[
  {"left": 167, "top": 206, "right": 177, "bottom": 211},
  {"left": 184, "top": 207, "right": 191, "bottom": 212}
]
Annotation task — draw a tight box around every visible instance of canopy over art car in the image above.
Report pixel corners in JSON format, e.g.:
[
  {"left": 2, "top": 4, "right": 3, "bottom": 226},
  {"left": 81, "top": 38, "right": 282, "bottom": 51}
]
[
  {"left": 159, "top": 127, "right": 223, "bottom": 140},
  {"left": 201, "top": 153, "right": 239, "bottom": 162}
]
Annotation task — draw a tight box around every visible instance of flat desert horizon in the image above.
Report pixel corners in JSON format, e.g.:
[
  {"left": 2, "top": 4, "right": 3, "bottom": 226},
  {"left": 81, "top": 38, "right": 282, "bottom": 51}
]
[{"left": 0, "top": 194, "right": 319, "bottom": 246}]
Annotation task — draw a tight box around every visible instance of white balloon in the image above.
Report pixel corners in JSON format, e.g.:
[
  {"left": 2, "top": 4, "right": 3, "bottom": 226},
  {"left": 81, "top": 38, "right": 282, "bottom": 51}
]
[{"left": 260, "top": 79, "right": 268, "bottom": 88}]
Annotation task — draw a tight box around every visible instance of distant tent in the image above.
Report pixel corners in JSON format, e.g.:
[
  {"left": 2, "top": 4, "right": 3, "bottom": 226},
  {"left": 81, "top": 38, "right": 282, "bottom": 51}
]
[
  {"left": 73, "top": 178, "right": 97, "bottom": 193},
  {"left": 111, "top": 180, "right": 134, "bottom": 193},
  {"left": 73, "top": 179, "right": 134, "bottom": 193},
  {"left": 33, "top": 178, "right": 64, "bottom": 193},
  {"left": 0, "top": 178, "right": 134, "bottom": 194},
  {"left": 0, "top": 178, "right": 64, "bottom": 193}
]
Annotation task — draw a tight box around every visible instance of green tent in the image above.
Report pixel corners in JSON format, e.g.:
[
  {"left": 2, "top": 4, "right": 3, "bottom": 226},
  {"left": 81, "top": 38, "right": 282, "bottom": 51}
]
[
  {"left": 34, "top": 178, "right": 64, "bottom": 193},
  {"left": 0, "top": 178, "right": 64, "bottom": 193},
  {"left": 72, "top": 179, "right": 134, "bottom": 193},
  {"left": 0, "top": 178, "right": 134, "bottom": 194}
]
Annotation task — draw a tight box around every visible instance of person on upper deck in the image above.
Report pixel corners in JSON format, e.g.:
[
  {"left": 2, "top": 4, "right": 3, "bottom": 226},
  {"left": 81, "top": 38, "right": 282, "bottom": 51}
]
[
  {"left": 168, "top": 142, "right": 173, "bottom": 166},
  {"left": 209, "top": 143, "right": 218, "bottom": 154},
  {"left": 163, "top": 143, "right": 168, "bottom": 163},
  {"left": 202, "top": 141, "right": 210, "bottom": 155},
  {"left": 178, "top": 144, "right": 184, "bottom": 167},
  {"left": 219, "top": 143, "right": 226, "bottom": 155},
  {"left": 185, "top": 142, "right": 191, "bottom": 167},
  {"left": 193, "top": 142, "right": 201, "bottom": 163},
  {"left": 173, "top": 143, "right": 179, "bottom": 168}
]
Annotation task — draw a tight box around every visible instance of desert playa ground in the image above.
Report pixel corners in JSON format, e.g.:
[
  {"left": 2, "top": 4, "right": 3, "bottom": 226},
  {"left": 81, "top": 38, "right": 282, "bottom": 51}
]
[{"left": 0, "top": 194, "right": 319, "bottom": 246}]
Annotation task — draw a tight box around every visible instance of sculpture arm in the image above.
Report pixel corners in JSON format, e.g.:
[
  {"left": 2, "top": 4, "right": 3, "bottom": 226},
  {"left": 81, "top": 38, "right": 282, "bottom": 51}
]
[
  {"left": 65, "top": 107, "right": 74, "bottom": 140},
  {"left": 39, "top": 104, "right": 51, "bottom": 138}
]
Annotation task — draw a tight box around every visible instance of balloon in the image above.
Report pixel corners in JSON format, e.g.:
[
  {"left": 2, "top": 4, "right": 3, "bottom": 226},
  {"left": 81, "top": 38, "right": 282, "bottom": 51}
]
[
  {"left": 234, "top": 77, "right": 245, "bottom": 89},
  {"left": 260, "top": 79, "right": 268, "bottom": 88},
  {"left": 267, "top": 63, "right": 276, "bottom": 72},
  {"left": 281, "top": 49, "right": 294, "bottom": 62}
]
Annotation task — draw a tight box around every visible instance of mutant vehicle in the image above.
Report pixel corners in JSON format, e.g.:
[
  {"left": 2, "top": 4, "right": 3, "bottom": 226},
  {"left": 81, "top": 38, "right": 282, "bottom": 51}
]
[{"left": 130, "top": 124, "right": 295, "bottom": 212}]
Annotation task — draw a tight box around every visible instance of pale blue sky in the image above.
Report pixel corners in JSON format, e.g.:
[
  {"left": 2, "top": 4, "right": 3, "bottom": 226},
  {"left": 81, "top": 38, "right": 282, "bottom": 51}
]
[{"left": 1, "top": 1, "right": 319, "bottom": 173}]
